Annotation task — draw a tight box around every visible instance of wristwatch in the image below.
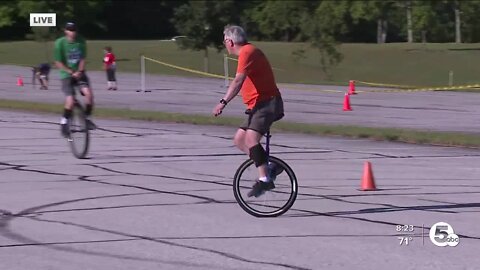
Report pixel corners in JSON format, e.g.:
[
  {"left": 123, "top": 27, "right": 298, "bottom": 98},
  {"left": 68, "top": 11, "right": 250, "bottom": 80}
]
[{"left": 220, "top": 99, "right": 228, "bottom": 105}]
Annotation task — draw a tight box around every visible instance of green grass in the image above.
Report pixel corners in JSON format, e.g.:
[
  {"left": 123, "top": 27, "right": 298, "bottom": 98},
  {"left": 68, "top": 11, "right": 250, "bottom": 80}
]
[
  {"left": 2, "top": 98, "right": 480, "bottom": 148},
  {"left": 2, "top": 40, "right": 480, "bottom": 86}
]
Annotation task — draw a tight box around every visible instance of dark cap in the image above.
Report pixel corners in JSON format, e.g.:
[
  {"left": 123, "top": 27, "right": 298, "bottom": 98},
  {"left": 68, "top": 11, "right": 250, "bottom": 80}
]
[{"left": 65, "top": 22, "right": 76, "bottom": 31}]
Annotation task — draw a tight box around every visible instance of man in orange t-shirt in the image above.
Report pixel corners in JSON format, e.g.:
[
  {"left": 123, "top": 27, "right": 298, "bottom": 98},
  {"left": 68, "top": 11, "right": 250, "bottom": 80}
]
[{"left": 212, "top": 25, "right": 284, "bottom": 197}]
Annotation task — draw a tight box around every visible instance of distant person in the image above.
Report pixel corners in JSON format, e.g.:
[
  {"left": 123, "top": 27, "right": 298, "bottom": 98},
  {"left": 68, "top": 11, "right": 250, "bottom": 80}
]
[
  {"left": 54, "top": 22, "right": 96, "bottom": 138},
  {"left": 103, "top": 46, "right": 117, "bottom": 90},
  {"left": 212, "top": 25, "right": 284, "bottom": 198},
  {"left": 32, "top": 63, "right": 51, "bottom": 90}
]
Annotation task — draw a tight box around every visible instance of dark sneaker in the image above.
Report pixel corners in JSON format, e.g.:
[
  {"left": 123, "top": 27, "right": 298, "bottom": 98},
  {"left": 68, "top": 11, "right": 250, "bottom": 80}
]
[
  {"left": 61, "top": 123, "right": 70, "bottom": 138},
  {"left": 268, "top": 162, "right": 284, "bottom": 182},
  {"left": 86, "top": 119, "right": 97, "bottom": 130},
  {"left": 247, "top": 180, "right": 275, "bottom": 198}
]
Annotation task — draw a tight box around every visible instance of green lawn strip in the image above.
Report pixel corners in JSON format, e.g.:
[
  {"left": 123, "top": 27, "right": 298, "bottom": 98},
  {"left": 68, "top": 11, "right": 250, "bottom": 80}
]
[
  {"left": 1, "top": 98, "right": 479, "bottom": 148},
  {"left": 3, "top": 41, "right": 480, "bottom": 86},
  {"left": 272, "top": 122, "right": 480, "bottom": 148}
]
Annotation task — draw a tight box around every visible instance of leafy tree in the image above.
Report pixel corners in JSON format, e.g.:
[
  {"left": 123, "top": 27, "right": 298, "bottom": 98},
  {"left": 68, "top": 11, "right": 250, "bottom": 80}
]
[
  {"left": 422, "top": 0, "right": 462, "bottom": 43},
  {"left": 459, "top": 0, "right": 480, "bottom": 42},
  {"left": 14, "top": 0, "right": 107, "bottom": 39},
  {"left": 0, "top": 1, "right": 16, "bottom": 28},
  {"left": 172, "top": 0, "right": 235, "bottom": 72},
  {"left": 9, "top": 0, "right": 107, "bottom": 61},
  {"left": 3, "top": 0, "right": 480, "bottom": 46},
  {"left": 16, "top": 1, "right": 53, "bottom": 40},
  {"left": 249, "top": 0, "right": 310, "bottom": 41},
  {"left": 350, "top": 0, "right": 398, "bottom": 43},
  {"left": 300, "top": 0, "right": 348, "bottom": 77},
  {"left": 411, "top": 1, "right": 435, "bottom": 42},
  {"left": 101, "top": 1, "right": 184, "bottom": 39}
]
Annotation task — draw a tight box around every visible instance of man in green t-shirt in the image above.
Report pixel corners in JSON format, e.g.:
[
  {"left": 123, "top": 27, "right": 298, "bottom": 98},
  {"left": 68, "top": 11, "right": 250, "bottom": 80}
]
[{"left": 54, "top": 22, "right": 96, "bottom": 137}]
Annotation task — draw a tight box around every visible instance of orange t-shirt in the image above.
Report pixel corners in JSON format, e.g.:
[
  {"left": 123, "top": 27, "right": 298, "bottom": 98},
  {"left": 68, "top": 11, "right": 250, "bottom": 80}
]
[{"left": 237, "top": 43, "right": 280, "bottom": 109}]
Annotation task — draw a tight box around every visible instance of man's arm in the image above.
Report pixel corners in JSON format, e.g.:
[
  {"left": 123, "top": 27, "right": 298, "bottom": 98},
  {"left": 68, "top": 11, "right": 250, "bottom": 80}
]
[
  {"left": 212, "top": 73, "right": 246, "bottom": 116},
  {"left": 78, "top": 59, "right": 86, "bottom": 72},
  {"left": 55, "top": 61, "right": 73, "bottom": 75},
  {"left": 222, "top": 73, "right": 247, "bottom": 103}
]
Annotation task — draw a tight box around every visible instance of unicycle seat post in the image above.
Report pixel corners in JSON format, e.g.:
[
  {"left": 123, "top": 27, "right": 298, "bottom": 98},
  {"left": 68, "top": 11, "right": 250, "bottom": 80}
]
[{"left": 265, "top": 130, "right": 271, "bottom": 157}]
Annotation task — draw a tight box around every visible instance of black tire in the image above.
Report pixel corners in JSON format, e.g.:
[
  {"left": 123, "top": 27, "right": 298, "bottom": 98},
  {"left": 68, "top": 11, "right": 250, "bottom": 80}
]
[
  {"left": 68, "top": 102, "right": 90, "bottom": 159},
  {"left": 233, "top": 156, "right": 297, "bottom": 217}
]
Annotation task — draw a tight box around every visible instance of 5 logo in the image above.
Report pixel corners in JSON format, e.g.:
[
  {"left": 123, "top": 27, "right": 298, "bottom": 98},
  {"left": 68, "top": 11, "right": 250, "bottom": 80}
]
[{"left": 429, "top": 222, "right": 460, "bottom": 247}]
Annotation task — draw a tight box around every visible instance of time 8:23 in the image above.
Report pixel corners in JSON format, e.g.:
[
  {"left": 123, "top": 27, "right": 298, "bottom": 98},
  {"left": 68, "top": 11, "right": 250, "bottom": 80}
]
[{"left": 396, "top": 225, "right": 414, "bottom": 232}]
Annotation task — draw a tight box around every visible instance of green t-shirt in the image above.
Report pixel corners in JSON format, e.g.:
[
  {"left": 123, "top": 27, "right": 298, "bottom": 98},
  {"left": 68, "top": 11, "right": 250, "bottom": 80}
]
[{"left": 54, "top": 36, "right": 87, "bottom": 79}]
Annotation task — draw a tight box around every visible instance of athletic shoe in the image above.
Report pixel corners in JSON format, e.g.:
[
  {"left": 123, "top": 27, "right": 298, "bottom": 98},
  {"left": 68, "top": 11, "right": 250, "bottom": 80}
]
[{"left": 247, "top": 180, "right": 275, "bottom": 198}]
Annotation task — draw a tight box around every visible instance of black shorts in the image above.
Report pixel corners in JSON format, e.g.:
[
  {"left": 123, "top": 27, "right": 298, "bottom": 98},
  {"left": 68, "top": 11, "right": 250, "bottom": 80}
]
[
  {"left": 240, "top": 95, "right": 284, "bottom": 135},
  {"left": 61, "top": 73, "right": 90, "bottom": 96}
]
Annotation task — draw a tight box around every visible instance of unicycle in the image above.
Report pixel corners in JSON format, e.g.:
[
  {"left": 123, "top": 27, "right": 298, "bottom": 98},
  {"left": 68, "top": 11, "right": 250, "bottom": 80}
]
[
  {"left": 233, "top": 131, "right": 298, "bottom": 217},
  {"left": 67, "top": 99, "right": 90, "bottom": 159}
]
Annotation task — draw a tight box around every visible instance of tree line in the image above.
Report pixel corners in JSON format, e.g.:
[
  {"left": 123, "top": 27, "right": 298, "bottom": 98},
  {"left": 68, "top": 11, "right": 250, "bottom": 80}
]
[
  {"left": 0, "top": 0, "right": 477, "bottom": 43},
  {"left": 0, "top": 0, "right": 478, "bottom": 72}
]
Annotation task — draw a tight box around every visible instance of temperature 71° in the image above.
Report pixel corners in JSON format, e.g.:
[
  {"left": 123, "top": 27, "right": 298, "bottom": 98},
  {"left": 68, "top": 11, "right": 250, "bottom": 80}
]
[{"left": 398, "top": 236, "right": 413, "bottom": 246}]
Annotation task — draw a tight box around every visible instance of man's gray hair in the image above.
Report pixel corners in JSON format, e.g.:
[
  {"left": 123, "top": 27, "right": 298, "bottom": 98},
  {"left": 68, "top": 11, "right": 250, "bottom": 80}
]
[{"left": 223, "top": 25, "right": 248, "bottom": 45}]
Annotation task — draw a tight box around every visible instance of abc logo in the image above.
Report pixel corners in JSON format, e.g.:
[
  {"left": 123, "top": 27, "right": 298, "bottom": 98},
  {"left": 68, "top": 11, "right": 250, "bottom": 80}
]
[{"left": 429, "top": 222, "right": 460, "bottom": 247}]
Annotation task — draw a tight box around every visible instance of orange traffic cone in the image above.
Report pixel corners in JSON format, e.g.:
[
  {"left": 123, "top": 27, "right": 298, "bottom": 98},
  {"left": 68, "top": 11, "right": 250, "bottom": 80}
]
[
  {"left": 360, "top": 161, "right": 377, "bottom": 191},
  {"left": 17, "top": 76, "right": 24, "bottom": 86},
  {"left": 348, "top": 80, "right": 356, "bottom": 95},
  {"left": 342, "top": 93, "right": 352, "bottom": 111}
]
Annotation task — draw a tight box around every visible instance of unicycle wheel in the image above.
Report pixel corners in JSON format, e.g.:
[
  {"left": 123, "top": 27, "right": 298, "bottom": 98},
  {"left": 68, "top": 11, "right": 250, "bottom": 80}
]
[
  {"left": 233, "top": 156, "right": 297, "bottom": 217},
  {"left": 68, "top": 103, "right": 90, "bottom": 159}
]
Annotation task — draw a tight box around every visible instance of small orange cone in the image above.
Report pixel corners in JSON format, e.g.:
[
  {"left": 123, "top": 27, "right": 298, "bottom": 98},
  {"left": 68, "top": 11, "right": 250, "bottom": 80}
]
[
  {"left": 360, "top": 161, "right": 377, "bottom": 191},
  {"left": 342, "top": 93, "right": 352, "bottom": 111},
  {"left": 348, "top": 80, "right": 356, "bottom": 95},
  {"left": 17, "top": 76, "right": 24, "bottom": 86}
]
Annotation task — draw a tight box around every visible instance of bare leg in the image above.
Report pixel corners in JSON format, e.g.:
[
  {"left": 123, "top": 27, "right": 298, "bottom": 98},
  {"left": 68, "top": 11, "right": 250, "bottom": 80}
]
[
  {"left": 64, "top": 96, "right": 74, "bottom": 110},
  {"left": 80, "top": 86, "right": 94, "bottom": 107},
  {"left": 234, "top": 129, "right": 268, "bottom": 179},
  {"left": 233, "top": 129, "right": 249, "bottom": 154}
]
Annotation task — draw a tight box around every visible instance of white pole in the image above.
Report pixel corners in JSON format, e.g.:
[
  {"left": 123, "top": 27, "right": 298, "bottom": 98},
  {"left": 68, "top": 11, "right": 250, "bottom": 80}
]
[
  {"left": 141, "top": 55, "right": 145, "bottom": 92},
  {"left": 224, "top": 54, "right": 229, "bottom": 87},
  {"left": 449, "top": 70, "right": 453, "bottom": 86}
]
